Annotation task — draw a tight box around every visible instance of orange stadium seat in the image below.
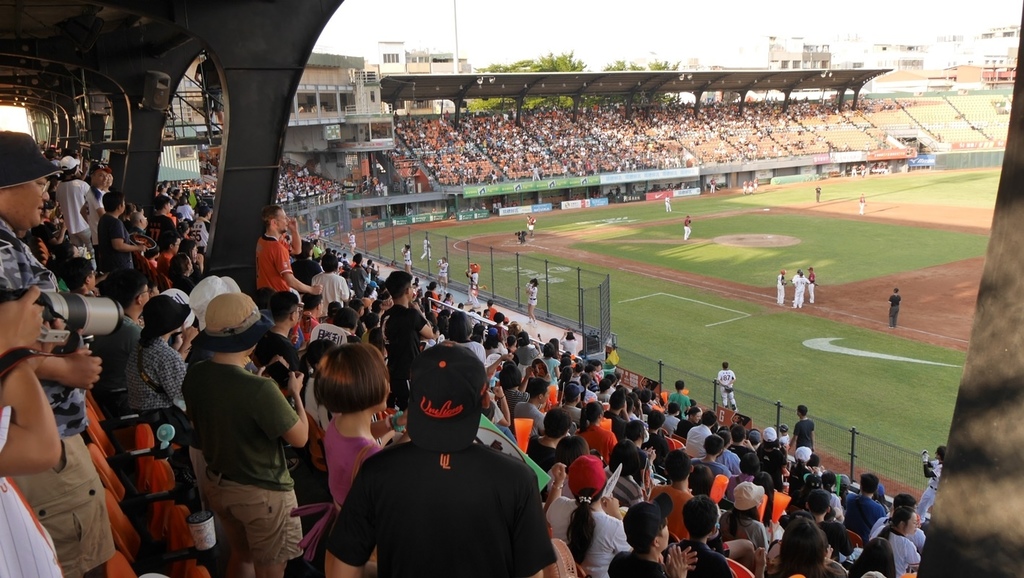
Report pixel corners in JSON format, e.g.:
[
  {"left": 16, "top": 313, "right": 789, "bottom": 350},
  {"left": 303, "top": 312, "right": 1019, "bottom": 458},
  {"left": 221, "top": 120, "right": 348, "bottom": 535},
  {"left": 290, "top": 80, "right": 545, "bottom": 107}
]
[{"left": 727, "top": 557, "right": 755, "bottom": 578}]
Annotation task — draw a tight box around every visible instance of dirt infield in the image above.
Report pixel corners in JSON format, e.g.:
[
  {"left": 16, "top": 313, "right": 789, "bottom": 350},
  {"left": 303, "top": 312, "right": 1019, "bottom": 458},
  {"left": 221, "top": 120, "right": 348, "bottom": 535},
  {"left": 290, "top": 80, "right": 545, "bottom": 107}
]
[{"left": 459, "top": 195, "right": 988, "bottom": 352}]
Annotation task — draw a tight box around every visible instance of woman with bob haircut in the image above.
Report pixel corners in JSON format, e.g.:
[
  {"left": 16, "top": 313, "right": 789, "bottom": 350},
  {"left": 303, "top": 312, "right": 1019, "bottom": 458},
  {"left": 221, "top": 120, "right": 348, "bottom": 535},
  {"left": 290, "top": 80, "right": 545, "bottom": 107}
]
[{"left": 315, "top": 343, "right": 402, "bottom": 506}]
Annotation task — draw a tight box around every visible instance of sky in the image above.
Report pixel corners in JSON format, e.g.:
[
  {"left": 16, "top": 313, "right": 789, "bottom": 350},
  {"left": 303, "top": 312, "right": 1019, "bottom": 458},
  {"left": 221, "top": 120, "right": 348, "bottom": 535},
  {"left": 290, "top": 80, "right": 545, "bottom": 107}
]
[
  {"left": 316, "top": 0, "right": 1023, "bottom": 70},
  {"left": 0, "top": 106, "right": 29, "bottom": 133}
]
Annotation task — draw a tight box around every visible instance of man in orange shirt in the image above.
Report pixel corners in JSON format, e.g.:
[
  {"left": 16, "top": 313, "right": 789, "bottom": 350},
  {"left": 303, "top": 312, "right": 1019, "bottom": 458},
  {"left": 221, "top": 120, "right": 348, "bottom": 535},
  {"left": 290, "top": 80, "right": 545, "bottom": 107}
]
[
  {"left": 155, "top": 231, "right": 180, "bottom": 277},
  {"left": 650, "top": 449, "right": 694, "bottom": 540},
  {"left": 256, "top": 205, "right": 322, "bottom": 295}
]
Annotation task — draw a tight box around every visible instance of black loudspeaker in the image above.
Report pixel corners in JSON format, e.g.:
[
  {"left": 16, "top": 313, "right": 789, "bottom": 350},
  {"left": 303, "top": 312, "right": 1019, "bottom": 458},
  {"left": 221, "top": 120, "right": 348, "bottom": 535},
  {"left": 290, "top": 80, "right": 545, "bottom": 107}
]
[{"left": 142, "top": 71, "right": 171, "bottom": 111}]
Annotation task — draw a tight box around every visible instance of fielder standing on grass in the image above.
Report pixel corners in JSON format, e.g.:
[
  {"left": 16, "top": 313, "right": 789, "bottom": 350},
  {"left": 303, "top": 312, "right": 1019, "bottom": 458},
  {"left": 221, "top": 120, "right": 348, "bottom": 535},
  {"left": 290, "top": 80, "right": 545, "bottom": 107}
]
[
  {"left": 421, "top": 234, "right": 431, "bottom": 261},
  {"left": 859, "top": 194, "right": 866, "bottom": 215},
  {"left": 684, "top": 215, "right": 692, "bottom": 241},
  {"left": 776, "top": 269, "right": 787, "bottom": 306},
  {"left": 816, "top": 186, "right": 821, "bottom": 202},
  {"left": 717, "top": 362, "right": 737, "bottom": 411}
]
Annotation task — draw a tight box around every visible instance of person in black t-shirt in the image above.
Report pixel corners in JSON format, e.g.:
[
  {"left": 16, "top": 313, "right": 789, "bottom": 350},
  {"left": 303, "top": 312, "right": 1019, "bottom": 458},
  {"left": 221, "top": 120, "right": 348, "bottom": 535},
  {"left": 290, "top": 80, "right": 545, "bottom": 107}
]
[
  {"left": 253, "top": 291, "right": 302, "bottom": 391},
  {"left": 677, "top": 495, "right": 757, "bottom": 578},
  {"left": 610, "top": 494, "right": 698, "bottom": 578},
  {"left": 527, "top": 408, "right": 572, "bottom": 473},
  {"left": 326, "top": 344, "right": 555, "bottom": 578},
  {"left": 146, "top": 194, "right": 178, "bottom": 242},
  {"left": 96, "top": 191, "right": 144, "bottom": 273},
  {"left": 807, "top": 489, "right": 853, "bottom": 562},
  {"left": 290, "top": 240, "right": 323, "bottom": 287},
  {"left": 675, "top": 405, "right": 702, "bottom": 439},
  {"left": 380, "top": 271, "right": 437, "bottom": 410}
]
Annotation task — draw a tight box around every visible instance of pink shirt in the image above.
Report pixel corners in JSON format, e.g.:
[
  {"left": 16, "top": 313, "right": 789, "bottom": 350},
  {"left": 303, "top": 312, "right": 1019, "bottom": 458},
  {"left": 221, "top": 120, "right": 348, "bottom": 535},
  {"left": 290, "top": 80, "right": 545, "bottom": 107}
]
[{"left": 323, "top": 418, "right": 380, "bottom": 506}]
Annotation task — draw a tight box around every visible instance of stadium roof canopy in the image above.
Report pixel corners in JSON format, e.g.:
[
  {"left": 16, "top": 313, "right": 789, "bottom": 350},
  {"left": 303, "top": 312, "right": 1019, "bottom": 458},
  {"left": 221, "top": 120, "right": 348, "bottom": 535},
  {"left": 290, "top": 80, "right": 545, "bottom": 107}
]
[{"left": 379, "top": 69, "right": 890, "bottom": 103}]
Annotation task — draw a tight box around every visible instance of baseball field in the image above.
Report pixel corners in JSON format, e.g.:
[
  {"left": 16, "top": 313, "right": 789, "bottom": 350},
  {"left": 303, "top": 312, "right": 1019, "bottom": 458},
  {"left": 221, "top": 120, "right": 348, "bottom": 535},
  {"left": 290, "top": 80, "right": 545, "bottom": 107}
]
[{"left": 393, "top": 168, "right": 998, "bottom": 463}]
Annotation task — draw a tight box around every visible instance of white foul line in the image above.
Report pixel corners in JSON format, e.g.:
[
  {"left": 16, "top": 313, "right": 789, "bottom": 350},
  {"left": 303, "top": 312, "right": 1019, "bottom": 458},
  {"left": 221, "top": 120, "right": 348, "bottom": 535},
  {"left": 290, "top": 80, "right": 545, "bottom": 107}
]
[
  {"left": 803, "top": 338, "right": 961, "bottom": 367},
  {"left": 619, "top": 292, "right": 751, "bottom": 327}
]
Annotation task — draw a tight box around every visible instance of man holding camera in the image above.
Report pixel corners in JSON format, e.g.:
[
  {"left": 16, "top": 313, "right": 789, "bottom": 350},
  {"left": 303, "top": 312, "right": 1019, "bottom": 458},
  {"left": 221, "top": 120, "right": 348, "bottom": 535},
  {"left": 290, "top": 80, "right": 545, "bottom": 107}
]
[{"left": 0, "top": 131, "right": 110, "bottom": 578}]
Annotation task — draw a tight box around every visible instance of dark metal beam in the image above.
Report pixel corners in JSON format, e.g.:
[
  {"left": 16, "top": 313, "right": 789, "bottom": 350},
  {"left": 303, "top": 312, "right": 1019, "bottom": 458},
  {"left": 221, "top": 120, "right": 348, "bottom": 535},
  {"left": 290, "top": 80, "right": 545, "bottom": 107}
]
[{"left": 917, "top": 5, "right": 1024, "bottom": 578}]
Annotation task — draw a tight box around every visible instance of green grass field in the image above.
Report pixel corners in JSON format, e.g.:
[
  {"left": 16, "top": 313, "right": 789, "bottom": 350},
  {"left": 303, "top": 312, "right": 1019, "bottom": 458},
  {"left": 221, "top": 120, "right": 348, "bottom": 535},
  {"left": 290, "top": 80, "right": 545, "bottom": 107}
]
[
  {"left": 379, "top": 170, "right": 998, "bottom": 483},
  {"left": 574, "top": 214, "right": 989, "bottom": 285}
]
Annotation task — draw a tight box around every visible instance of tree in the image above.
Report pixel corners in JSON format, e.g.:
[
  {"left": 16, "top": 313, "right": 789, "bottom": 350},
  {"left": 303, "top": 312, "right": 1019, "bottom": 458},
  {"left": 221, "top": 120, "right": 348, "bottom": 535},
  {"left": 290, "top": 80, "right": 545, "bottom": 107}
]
[
  {"left": 604, "top": 60, "right": 645, "bottom": 72},
  {"left": 469, "top": 51, "right": 588, "bottom": 112},
  {"left": 534, "top": 51, "right": 587, "bottom": 73},
  {"left": 647, "top": 59, "right": 680, "bottom": 71}
]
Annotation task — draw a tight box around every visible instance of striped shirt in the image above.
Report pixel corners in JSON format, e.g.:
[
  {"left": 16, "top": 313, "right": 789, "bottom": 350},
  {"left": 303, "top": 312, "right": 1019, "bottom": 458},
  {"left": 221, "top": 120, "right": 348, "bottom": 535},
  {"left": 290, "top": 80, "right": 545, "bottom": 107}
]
[{"left": 0, "top": 408, "right": 63, "bottom": 578}]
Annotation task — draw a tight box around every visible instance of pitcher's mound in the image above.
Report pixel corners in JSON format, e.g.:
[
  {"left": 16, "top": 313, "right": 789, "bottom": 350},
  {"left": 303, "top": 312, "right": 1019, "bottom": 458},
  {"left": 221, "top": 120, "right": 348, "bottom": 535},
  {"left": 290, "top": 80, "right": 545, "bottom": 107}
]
[{"left": 713, "top": 234, "right": 801, "bottom": 248}]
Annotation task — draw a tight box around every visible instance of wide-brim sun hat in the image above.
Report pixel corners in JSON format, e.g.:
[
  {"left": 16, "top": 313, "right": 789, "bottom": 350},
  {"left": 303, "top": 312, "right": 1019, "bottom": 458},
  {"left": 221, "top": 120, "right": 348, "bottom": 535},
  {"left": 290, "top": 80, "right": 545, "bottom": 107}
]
[{"left": 192, "top": 293, "right": 273, "bottom": 353}]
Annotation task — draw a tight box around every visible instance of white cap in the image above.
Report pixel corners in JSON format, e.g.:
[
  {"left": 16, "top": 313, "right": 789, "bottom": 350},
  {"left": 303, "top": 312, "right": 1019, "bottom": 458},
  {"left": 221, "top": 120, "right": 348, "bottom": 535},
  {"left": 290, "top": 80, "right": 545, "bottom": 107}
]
[
  {"left": 763, "top": 427, "right": 778, "bottom": 442},
  {"left": 795, "top": 446, "right": 812, "bottom": 462},
  {"left": 189, "top": 276, "right": 241, "bottom": 330},
  {"left": 59, "top": 156, "right": 80, "bottom": 171}
]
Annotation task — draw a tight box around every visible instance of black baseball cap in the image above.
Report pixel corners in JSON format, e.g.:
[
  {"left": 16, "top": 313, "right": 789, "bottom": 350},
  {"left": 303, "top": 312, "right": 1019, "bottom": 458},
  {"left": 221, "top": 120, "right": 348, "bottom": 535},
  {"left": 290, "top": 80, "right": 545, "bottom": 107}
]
[
  {"left": 407, "top": 344, "right": 486, "bottom": 453},
  {"left": 622, "top": 493, "right": 673, "bottom": 551},
  {"left": 0, "top": 131, "right": 61, "bottom": 188}
]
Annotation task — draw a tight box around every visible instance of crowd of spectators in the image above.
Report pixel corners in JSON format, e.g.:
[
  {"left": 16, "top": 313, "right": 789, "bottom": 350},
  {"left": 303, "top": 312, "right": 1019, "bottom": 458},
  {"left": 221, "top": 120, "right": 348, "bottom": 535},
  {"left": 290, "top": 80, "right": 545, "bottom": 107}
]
[
  {"left": 251, "top": 97, "right": 992, "bottom": 201},
  {"left": 0, "top": 133, "right": 943, "bottom": 578},
  {"left": 392, "top": 99, "right": 956, "bottom": 188},
  {"left": 277, "top": 159, "right": 346, "bottom": 203}
]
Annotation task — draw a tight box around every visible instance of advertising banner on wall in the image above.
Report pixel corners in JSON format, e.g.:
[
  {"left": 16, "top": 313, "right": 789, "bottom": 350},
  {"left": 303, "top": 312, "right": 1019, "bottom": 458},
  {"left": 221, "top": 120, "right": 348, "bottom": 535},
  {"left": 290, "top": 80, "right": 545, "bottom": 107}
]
[
  {"left": 867, "top": 148, "right": 917, "bottom": 161},
  {"left": 499, "top": 206, "right": 535, "bottom": 216},
  {"left": 950, "top": 140, "right": 1006, "bottom": 150},
  {"left": 456, "top": 209, "right": 491, "bottom": 221},
  {"left": 600, "top": 167, "right": 699, "bottom": 184},
  {"left": 464, "top": 176, "right": 596, "bottom": 197},
  {"left": 908, "top": 155, "right": 936, "bottom": 167},
  {"left": 561, "top": 198, "right": 611, "bottom": 210},
  {"left": 830, "top": 151, "right": 866, "bottom": 164}
]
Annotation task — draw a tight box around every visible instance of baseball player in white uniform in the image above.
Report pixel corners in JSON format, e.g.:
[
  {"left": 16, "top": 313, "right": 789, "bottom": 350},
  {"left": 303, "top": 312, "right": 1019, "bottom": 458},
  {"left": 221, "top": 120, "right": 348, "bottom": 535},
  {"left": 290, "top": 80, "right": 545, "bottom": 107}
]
[
  {"left": 684, "top": 215, "right": 692, "bottom": 241},
  {"left": 792, "top": 269, "right": 809, "bottom": 308},
  {"left": 421, "top": 236, "right": 432, "bottom": 260},
  {"left": 776, "top": 269, "right": 787, "bottom": 306},
  {"left": 665, "top": 197, "right": 672, "bottom": 212},
  {"left": 717, "top": 361, "right": 737, "bottom": 410},
  {"left": 919, "top": 446, "right": 944, "bottom": 520},
  {"left": 348, "top": 231, "right": 357, "bottom": 254}
]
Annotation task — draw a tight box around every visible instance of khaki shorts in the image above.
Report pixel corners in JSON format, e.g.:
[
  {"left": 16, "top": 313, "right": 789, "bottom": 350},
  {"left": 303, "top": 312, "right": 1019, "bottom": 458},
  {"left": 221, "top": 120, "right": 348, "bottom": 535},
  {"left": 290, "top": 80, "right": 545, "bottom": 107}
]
[
  {"left": 12, "top": 435, "right": 115, "bottom": 578},
  {"left": 203, "top": 469, "right": 302, "bottom": 566}
]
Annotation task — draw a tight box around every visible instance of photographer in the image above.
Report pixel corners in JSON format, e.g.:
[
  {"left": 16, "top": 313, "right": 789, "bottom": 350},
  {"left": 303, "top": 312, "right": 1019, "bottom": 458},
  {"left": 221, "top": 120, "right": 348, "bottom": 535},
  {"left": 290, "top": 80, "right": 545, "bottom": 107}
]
[{"left": 0, "top": 131, "right": 110, "bottom": 578}]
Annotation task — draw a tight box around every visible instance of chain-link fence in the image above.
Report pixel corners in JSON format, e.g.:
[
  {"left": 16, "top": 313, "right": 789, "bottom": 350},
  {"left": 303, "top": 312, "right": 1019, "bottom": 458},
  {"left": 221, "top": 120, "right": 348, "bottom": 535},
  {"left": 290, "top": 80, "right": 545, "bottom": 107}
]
[
  {"left": 313, "top": 224, "right": 612, "bottom": 357},
  {"left": 618, "top": 347, "right": 923, "bottom": 497}
]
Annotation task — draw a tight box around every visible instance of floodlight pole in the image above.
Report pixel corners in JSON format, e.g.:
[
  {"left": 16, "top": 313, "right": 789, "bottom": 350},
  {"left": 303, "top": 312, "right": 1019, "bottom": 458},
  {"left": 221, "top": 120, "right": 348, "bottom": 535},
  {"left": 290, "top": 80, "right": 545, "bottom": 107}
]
[{"left": 453, "top": 0, "right": 460, "bottom": 74}]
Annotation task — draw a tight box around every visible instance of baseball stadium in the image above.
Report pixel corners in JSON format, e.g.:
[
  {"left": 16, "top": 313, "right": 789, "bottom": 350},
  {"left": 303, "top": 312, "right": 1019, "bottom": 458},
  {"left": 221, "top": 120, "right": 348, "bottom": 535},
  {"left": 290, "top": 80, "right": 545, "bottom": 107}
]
[
  {"left": 283, "top": 86, "right": 1006, "bottom": 497},
  {"left": 3, "top": 2, "right": 1023, "bottom": 576}
]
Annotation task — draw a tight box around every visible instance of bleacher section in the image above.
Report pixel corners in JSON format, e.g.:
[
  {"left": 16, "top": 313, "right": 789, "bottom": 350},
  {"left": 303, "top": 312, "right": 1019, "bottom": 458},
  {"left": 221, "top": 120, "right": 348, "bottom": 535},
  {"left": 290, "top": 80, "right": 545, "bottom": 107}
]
[
  {"left": 387, "top": 95, "right": 1011, "bottom": 188},
  {"left": 945, "top": 94, "right": 1011, "bottom": 141},
  {"left": 900, "top": 97, "right": 990, "bottom": 144}
]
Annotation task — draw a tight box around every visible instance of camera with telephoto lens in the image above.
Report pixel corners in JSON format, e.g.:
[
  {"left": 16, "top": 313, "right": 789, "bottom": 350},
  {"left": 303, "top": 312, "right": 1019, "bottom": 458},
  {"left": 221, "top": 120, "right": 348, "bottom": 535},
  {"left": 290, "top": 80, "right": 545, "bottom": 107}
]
[{"left": 0, "top": 288, "right": 123, "bottom": 342}]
